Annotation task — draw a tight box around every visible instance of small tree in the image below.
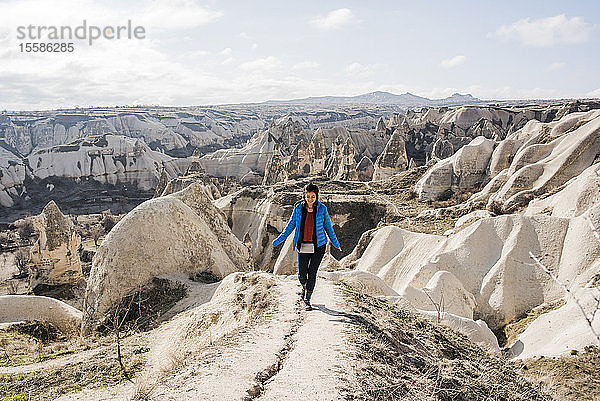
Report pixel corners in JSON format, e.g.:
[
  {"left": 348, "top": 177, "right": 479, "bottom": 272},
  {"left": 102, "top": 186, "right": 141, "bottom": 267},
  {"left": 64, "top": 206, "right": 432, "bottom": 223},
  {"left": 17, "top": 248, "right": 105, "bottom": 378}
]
[
  {"left": 0, "top": 232, "right": 11, "bottom": 247},
  {"left": 14, "top": 248, "right": 31, "bottom": 276},
  {"left": 101, "top": 215, "right": 116, "bottom": 233},
  {"left": 91, "top": 226, "right": 103, "bottom": 247},
  {"left": 17, "top": 220, "right": 35, "bottom": 244}
]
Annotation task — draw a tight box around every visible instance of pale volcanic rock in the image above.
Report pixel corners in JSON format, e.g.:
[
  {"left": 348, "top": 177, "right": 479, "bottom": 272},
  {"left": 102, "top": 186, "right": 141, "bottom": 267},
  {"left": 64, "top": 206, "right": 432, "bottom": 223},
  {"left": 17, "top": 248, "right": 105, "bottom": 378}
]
[
  {"left": 525, "top": 162, "right": 600, "bottom": 218},
  {"left": 272, "top": 235, "right": 296, "bottom": 275},
  {"left": 418, "top": 310, "right": 500, "bottom": 353},
  {"left": 486, "top": 110, "right": 600, "bottom": 212},
  {"left": 511, "top": 287, "right": 600, "bottom": 359},
  {"left": 312, "top": 126, "right": 389, "bottom": 163},
  {"left": 335, "top": 138, "right": 359, "bottom": 181},
  {"left": 82, "top": 185, "right": 250, "bottom": 332},
  {"left": 0, "top": 295, "right": 82, "bottom": 336},
  {"left": 287, "top": 138, "right": 314, "bottom": 179},
  {"left": 356, "top": 156, "right": 374, "bottom": 181},
  {"left": 262, "top": 150, "right": 288, "bottom": 186},
  {"left": 454, "top": 210, "right": 493, "bottom": 231},
  {"left": 308, "top": 130, "right": 327, "bottom": 175},
  {"left": 324, "top": 136, "right": 344, "bottom": 179},
  {"left": 200, "top": 118, "right": 306, "bottom": 178},
  {"left": 372, "top": 129, "right": 409, "bottom": 180},
  {"left": 438, "top": 106, "right": 525, "bottom": 132},
  {"left": 415, "top": 136, "right": 495, "bottom": 200},
  {"left": 354, "top": 203, "right": 600, "bottom": 351},
  {"left": 26, "top": 134, "right": 179, "bottom": 191},
  {"left": 324, "top": 270, "right": 398, "bottom": 296},
  {"left": 169, "top": 183, "right": 249, "bottom": 269},
  {"left": 399, "top": 270, "right": 476, "bottom": 319},
  {"left": 29, "top": 201, "right": 82, "bottom": 289},
  {"left": 466, "top": 118, "right": 505, "bottom": 141},
  {"left": 431, "top": 138, "right": 454, "bottom": 160},
  {"left": 375, "top": 116, "right": 387, "bottom": 132},
  {"left": 0, "top": 147, "right": 26, "bottom": 207}
]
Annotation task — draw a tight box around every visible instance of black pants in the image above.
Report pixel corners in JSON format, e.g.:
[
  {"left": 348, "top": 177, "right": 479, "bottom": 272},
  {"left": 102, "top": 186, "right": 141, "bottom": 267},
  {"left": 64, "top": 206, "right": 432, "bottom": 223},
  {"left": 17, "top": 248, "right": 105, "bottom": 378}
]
[{"left": 298, "top": 244, "right": 326, "bottom": 292}]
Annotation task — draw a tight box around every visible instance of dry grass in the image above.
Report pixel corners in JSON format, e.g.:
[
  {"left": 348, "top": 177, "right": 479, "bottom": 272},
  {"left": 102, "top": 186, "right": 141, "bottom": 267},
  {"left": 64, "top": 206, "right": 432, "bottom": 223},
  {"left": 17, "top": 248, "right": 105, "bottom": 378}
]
[
  {"left": 499, "top": 299, "right": 566, "bottom": 348},
  {"left": 0, "top": 322, "right": 85, "bottom": 368},
  {"left": 340, "top": 286, "right": 551, "bottom": 401},
  {"left": 365, "top": 167, "right": 473, "bottom": 235},
  {"left": 0, "top": 348, "right": 146, "bottom": 401},
  {"left": 519, "top": 346, "right": 600, "bottom": 401},
  {"left": 0, "top": 322, "right": 149, "bottom": 400}
]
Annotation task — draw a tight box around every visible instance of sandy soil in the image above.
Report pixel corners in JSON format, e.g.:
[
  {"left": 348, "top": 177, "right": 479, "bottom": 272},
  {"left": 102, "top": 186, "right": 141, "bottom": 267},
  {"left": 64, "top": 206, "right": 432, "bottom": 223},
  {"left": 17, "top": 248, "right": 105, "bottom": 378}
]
[{"left": 42, "top": 273, "right": 355, "bottom": 400}]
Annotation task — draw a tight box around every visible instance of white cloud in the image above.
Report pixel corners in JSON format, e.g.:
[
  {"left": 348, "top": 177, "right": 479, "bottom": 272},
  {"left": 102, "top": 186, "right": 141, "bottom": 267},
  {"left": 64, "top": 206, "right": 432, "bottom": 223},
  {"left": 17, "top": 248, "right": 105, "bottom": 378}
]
[
  {"left": 549, "top": 61, "right": 566, "bottom": 71},
  {"left": 491, "top": 14, "right": 593, "bottom": 47},
  {"left": 239, "top": 32, "right": 250, "bottom": 40},
  {"left": 344, "top": 62, "right": 375, "bottom": 77},
  {"left": 251, "top": 43, "right": 258, "bottom": 50},
  {"left": 239, "top": 56, "right": 282, "bottom": 71},
  {"left": 140, "top": 0, "right": 223, "bottom": 29},
  {"left": 219, "top": 47, "right": 232, "bottom": 56},
  {"left": 440, "top": 55, "right": 466, "bottom": 68},
  {"left": 292, "top": 61, "right": 320, "bottom": 70},
  {"left": 309, "top": 8, "right": 354, "bottom": 30}
]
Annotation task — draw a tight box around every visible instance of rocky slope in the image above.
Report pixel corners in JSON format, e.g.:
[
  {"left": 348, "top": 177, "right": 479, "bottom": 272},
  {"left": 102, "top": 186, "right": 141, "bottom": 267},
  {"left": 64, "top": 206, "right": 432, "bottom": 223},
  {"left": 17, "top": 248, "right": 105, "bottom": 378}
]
[{"left": 0, "top": 134, "right": 182, "bottom": 222}]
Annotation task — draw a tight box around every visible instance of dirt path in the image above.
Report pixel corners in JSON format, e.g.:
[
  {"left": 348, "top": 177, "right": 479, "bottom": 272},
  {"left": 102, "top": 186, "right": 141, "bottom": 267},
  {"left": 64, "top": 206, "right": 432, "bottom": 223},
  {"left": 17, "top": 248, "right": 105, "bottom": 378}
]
[
  {"left": 258, "top": 275, "right": 354, "bottom": 400},
  {"left": 150, "top": 274, "right": 354, "bottom": 400},
  {"left": 12, "top": 273, "right": 355, "bottom": 400}
]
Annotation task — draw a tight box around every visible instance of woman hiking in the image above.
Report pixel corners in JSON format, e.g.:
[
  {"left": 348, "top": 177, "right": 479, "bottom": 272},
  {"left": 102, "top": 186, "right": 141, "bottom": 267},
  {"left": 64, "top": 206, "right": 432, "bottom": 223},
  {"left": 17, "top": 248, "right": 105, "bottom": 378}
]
[{"left": 272, "top": 183, "right": 341, "bottom": 310}]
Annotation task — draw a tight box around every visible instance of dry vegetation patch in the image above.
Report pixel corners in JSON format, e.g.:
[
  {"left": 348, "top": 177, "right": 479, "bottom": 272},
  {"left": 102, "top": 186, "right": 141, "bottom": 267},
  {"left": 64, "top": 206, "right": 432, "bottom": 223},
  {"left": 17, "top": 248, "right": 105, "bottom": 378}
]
[
  {"left": 0, "top": 322, "right": 82, "bottom": 368},
  {"left": 0, "top": 327, "right": 148, "bottom": 401},
  {"left": 498, "top": 299, "right": 566, "bottom": 349},
  {"left": 520, "top": 346, "right": 600, "bottom": 401},
  {"left": 341, "top": 286, "right": 551, "bottom": 401}
]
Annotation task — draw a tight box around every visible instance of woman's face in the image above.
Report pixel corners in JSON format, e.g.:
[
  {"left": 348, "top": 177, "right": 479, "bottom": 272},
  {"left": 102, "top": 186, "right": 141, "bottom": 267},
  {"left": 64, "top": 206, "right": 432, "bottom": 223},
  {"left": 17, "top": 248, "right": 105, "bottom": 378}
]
[{"left": 304, "top": 191, "right": 317, "bottom": 207}]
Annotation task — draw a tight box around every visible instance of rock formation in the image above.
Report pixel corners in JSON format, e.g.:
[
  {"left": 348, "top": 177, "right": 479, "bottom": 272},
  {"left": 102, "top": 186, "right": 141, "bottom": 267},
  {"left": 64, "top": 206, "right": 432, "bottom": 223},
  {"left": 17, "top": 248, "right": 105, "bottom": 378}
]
[
  {"left": 375, "top": 116, "right": 387, "bottom": 132},
  {"left": 525, "top": 162, "right": 600, "bottom": 218},
  {"left": 349, "top": 199, "right": 600, "bottom": 357},
  {"left": 335, "top": 138, "right": 359, "bottom": 181},
  {"left": 29, "top": 201, "right": 82, "bottom": 290},
  {"left": 373, "top": 129, "right": 409, "bottom": 180},
  {"left": 415, "top": 136, "right": 496, "bottom": 200},
  {"left": 356, "top": 156, "right": 374, "bottom": 181},
  {"left": 156, "top": 157, "right": 222, "bottom": 200},
  {"left": 0, "top": 108, "right": 264, "bottom": 157},
  {"left": 27, "top": 134, "right": 179, "bottom": 191},
  {"left": 82, "top": 183, "right": 250, "bottom": 333},
  {"left": 431, "top": 137, "right": 454, "bottom": 160},
  {"left": 201, "top": 117, "right": 307, "bottom": 178},
  {"left": 287, "top": 138, "right": 313, "bottom": 179},
  {"left": 0, "top": 295, "right": 82, "bottom": 336},
  {"left": 0, "top": 147, "right": 26, "bottom": 207},
  {"left": 262, "top": 149, "right": 288, "bottom": 186}
]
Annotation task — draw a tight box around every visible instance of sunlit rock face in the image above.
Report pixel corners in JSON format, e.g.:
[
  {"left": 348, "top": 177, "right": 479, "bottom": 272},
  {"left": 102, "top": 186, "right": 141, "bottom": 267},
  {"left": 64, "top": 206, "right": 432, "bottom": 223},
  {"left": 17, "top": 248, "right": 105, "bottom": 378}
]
[{"left": 29, "top": 201, "right": 82, "bottom": 289}]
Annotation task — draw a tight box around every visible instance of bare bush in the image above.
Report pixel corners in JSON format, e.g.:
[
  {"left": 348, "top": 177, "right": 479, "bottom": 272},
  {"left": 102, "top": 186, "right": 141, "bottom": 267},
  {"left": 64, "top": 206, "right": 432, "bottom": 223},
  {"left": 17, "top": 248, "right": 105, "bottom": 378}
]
[
  {"left": 17, "top": 220, "right": 36, "bottom": 244},
  {"left": 101, "top": 214, "right": 116, "bottom": 233},
  {"left": 14, "top": 247, "right": 31, "bottom": 276},
  {"left": 91, "top": 226, "right": 103, "bottom": 247}
]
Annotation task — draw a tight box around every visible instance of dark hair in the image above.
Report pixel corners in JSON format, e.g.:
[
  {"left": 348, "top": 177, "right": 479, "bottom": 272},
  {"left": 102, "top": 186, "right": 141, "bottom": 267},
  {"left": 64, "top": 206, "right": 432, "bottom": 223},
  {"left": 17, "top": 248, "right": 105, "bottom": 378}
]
[{"left": 304, "top": 183, "right": 319, "bottom": 201}]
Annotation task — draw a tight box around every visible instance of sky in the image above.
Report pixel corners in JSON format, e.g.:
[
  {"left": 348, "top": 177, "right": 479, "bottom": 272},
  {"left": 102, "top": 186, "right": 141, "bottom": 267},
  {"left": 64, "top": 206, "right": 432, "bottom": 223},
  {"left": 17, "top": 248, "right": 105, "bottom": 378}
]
[{"left": 0, "top": 0, "right": 599, "bottom": 110}]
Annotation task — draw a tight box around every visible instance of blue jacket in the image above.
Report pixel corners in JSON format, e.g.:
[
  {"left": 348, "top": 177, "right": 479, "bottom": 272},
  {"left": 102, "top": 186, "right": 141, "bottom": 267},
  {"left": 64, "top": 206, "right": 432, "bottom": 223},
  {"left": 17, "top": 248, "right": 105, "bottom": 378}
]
[{"left": 272, "top": 201, "right": 341, "bottom": 250}]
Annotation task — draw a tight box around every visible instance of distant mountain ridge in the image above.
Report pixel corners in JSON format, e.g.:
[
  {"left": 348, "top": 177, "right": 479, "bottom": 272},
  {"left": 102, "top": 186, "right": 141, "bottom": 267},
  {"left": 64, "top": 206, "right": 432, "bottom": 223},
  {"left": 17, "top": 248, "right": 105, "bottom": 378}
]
[{"left": 265, "top": 91, "right": 483, "bottom": 107}]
